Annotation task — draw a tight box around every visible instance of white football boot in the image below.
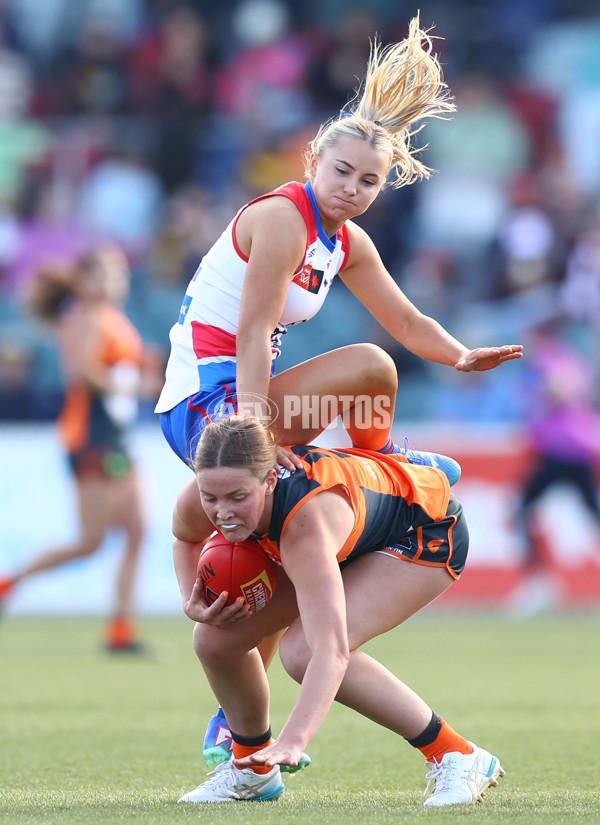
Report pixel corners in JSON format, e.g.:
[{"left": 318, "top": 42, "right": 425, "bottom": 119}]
[
  {"left": 423, "top": 742, "right": 505, "bottom": 807},
  {"left": 178, "top": 761, "right": 284, "bottom": 803}
]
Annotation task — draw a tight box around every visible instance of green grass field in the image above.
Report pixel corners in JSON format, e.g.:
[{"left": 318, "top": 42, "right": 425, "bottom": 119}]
[{"left": 1, "top": 612, "right": 599, "bottom": 824}]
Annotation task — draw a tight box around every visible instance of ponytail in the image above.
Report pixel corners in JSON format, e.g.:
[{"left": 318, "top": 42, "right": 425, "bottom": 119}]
[{"left": 307, "top": 15, "right": 455, "bottom": 188}]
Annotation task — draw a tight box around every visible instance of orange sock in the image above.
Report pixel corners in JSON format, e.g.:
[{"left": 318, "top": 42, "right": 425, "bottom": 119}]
[
  {"left": 232, "top": 738, "right": 274, "bottom": 775},
  {"left": 418, "top": 719, "right": 473, "bottom": 763}
]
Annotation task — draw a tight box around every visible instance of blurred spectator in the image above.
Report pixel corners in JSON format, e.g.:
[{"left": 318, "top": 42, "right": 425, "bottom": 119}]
[
  {"left": 0, "top": 0, "right": 21, "bottom": 52},
  {"left": 3, "top": 218, "right": 100, "bottom": 295},
  {"left": 396, "top": 244, "right": 460, "bottom": 326},
  {"left": 215, "top": 0, "right": 311, "bottom": 138},
  {"left": 44, "top": 10, "right": 132, "bottom": 116},
  {"left": 148, "top": 183, "right": 239, "bottom": 285},
  {"left": 488, "top": 172, "right": 566, "bottom": 319},
  {"left": 0, "top": 199, "right": 18, "bottom": 286},
  {"left": 306, "top": 8, "right": 378, "bottom": 114},
  {"left": 504, "top": 78, "right": 558, "bottom": 164},
  {"left": 6, "top": 0, "right": 143, "bottom": 70},
  {"left": 509, "top": 318, "right": 600, "bottom": 615},
  {"left": 0, "top": 43, "right": 51, "bottom": 202},
  {"left": 415, "top": 72, "right": 531, "bottom": 276},
  {"left": 129, "top": 4, "right": 216, "bottom": 193},
  {"left": 75, "top": 149, "right": 164, "bottom": 260},
  {"left": 526, "top": 19, "right": 600, "bottom": 195},
  {"left": 559, "top": 213, "right": 600, "bottom": 325}
]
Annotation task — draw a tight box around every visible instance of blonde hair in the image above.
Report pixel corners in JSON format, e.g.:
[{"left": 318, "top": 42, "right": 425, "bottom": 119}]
[
  {"left": 193, "top": 415, "right": 278, "bottom": 481},
  {"left": 307, "top": 15, "right": 455, "bottom": 188}
]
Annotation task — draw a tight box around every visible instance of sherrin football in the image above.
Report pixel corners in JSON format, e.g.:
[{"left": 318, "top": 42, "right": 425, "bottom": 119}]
[{"left": 197, "top": 533, "right": 278, "bottom": 612}]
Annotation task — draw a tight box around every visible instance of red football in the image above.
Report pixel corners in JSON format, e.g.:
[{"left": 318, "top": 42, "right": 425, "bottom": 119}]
[{"left": 197, "top": 533, "right": 278, "bottom": 612}]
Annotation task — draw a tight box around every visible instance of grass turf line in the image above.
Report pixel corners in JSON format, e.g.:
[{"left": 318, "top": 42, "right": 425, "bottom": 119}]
[{"left": 1, "top": 613, "right": 599, "bottom": 824}]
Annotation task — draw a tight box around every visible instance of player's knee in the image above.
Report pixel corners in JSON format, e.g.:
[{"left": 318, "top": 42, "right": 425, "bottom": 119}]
[
  {"left": 76, "top": 537, "right": 103, "bottom": 558},
  {"left": 354, "top": 343, "right": 397, "bottom": 390},
  {"left": 192, "top": 635, "right": 221, "bottom": 667},
  {"left": 278, "top": 634, "right": 309, "bottom": 683}
]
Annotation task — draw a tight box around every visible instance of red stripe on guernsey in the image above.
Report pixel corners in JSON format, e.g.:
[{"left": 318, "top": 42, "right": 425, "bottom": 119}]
[
  {"left": 231, "top": 182, "right": 317, "bottom": 266},
  {"left": 191, "top": 322, "right": 237, "bottom": 360},
  {"left": 339, "top": 224, "right": 350, "bottom": 270}
]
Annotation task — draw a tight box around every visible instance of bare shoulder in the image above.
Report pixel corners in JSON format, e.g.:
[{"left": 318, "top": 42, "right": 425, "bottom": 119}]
[
  {"left": 239, "top": 195, "right": 306, "bottom": 234},
  {"left": 173, "top": 478, "right": 205, "bottom": 538},
  {"left": 175, "top": 477, "right": 201, "bottom": 516},
  {"left": 237, "top": 195, "right": 307, "bottom": 264}
]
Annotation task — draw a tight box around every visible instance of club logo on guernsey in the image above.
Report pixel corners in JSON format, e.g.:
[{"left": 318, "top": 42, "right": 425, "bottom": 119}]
[{"left": 292, "top": 265, "right": 324, "bottom": 294}]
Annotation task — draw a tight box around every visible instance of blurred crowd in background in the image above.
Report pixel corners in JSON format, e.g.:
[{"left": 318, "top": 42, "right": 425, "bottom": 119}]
[{"left": 1, "top": 0, "right": 600, "bottom": 426}]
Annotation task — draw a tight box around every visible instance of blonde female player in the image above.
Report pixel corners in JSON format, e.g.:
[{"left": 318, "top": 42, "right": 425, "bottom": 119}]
[
  {"left": 155, "top": 15, "right": 522, "bottom": 469},
  {"left": 172, "top": 415, "right": 505, "bottom": 807},
  {"left": 155, "top": 15, "right": 522, "bottom": 761}
]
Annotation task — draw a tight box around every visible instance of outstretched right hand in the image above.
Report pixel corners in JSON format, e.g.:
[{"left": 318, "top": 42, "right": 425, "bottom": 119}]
[{"left": 183, "top": 578, "right": 252, "bottom": 627}]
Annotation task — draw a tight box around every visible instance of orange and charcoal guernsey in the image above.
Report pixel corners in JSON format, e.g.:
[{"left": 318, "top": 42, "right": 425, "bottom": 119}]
[
  {"left": 258, "top": 444, "right": 456, "bottom": 571},
  {"left": 58, "top": 304, "right": 144, "bottom": 458}
]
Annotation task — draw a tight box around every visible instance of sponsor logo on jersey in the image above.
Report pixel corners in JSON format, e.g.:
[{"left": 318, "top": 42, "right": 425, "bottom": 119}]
[
  {"left": 178, "top": 294, "right": 192, "bottom": 324},
  {"left": 292, "top": 265, "right": 324, "bottom": 293}
]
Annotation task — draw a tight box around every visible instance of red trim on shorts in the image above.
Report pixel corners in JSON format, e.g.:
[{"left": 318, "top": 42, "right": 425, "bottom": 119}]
[{"left": 187, "top": 401, "right": 214, "bottom": 418}]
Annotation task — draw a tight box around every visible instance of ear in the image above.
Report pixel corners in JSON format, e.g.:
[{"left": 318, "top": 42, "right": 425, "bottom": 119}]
[
  {"left": 308, "top": 152, "right": 318, "bottom": 179},
  {"left": 264, "top": 468, "right": 278, "bottom": 495}
]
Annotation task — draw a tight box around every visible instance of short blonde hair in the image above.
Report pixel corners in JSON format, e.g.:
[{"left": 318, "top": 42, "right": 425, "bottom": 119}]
[{"left": 307, "top": 15, "right": 455, "bottom": 188}]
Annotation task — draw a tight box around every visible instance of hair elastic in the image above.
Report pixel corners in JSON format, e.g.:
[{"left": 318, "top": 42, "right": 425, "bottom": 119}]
[{"left": 340, "top": 109, "right": 382, "bottom": 126}]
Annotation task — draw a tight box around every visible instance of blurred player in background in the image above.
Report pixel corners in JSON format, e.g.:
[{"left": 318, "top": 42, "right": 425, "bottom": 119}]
[
  {"left": 509, "top": 318, "right": 600, "bottom": 615},
  {"left": 172, "top": 415, "right": 505, "bottom": 808},
  {"left": 0, "top": 244, "right": 163, "bottom": 651}
]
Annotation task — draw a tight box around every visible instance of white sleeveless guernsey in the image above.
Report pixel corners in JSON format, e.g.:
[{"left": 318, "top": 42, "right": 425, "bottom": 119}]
[{"left": 155, "top": 181, "right": 350, "bottom": 413}]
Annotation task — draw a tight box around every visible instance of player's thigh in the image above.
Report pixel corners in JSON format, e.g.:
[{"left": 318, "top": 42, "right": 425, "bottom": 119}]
[
  {"left": 341, "top": 552, "right": 454, "bottom": 650},
  {"left": 108, "top": 471, "right": 143, "bottom": 527},
  {"left": 76, "top": 476, "right": 111, "bottom": 543},
  {"left": 269, "top": 344, "right": 396, "bottom": 402}
]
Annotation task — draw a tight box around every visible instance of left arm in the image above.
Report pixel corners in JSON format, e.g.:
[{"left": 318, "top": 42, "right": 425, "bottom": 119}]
[
  {"left": 236, "top": 490, "right": 355, "bottom": 768},
  {"left": 340, "top": 222, "right": 523, "bottom": 372}
]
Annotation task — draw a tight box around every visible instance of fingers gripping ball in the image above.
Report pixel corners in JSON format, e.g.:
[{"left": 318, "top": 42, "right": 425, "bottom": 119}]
[{"left": 198, "top": 534, "right": 278, "bottom": 612}]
